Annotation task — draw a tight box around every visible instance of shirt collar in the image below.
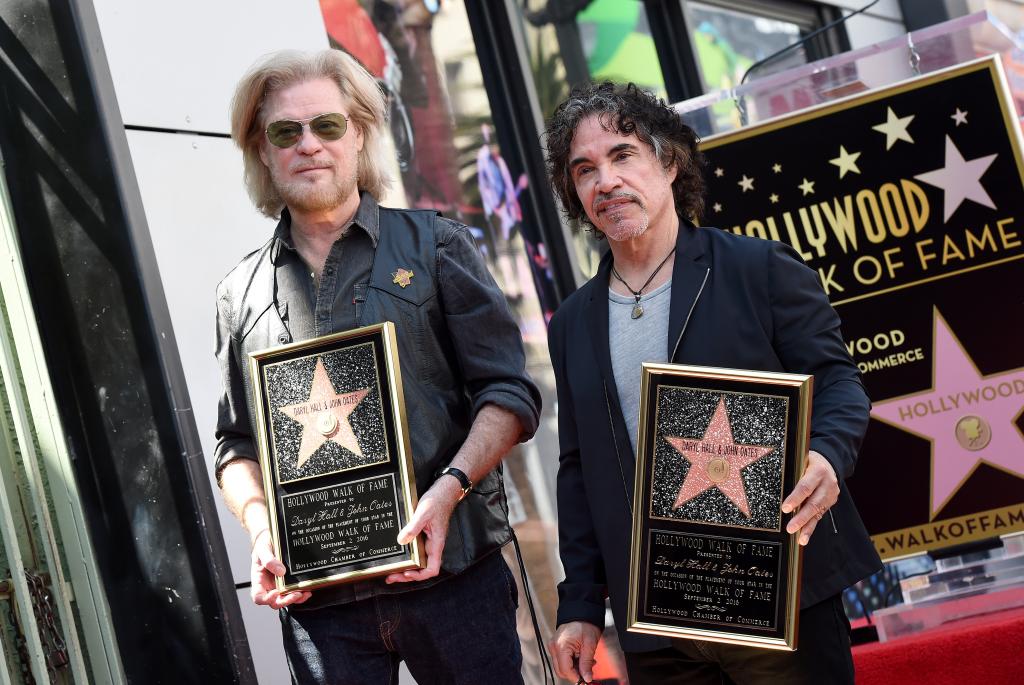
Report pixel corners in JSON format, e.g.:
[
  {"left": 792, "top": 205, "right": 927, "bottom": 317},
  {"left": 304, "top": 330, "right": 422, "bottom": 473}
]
[{"left": 271, "top": 192, "right": 380, "bottom": 264}]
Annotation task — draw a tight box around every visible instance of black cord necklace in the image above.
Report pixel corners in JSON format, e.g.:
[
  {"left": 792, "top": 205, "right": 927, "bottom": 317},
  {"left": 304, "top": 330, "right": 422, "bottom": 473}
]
[{"left": 610, "top": 246, "right": 676, "bottom": 319}]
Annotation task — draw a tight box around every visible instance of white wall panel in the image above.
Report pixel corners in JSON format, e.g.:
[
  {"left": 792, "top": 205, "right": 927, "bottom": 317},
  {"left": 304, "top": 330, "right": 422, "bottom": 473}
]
[
  {"left": 844, "top": 12, "right": 912, "bottom": 46},
  {"left": 93, "top": 1, "right": 329, "bottom": 133},
  {"left": 816, "top": 0, "right": 908, "bottom": 48},
  {"left": 126, "top": 129, "right": 271, "bottom": 585}
]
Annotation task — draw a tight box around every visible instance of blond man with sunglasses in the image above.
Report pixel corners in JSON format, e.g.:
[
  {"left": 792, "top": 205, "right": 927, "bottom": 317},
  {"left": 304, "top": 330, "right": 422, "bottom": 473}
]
[{"left": 214, "top": 50, "right": 540, "bottom": 685}]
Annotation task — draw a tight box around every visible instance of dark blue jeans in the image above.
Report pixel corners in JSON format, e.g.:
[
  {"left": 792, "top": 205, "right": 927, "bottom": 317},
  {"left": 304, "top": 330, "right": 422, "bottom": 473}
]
[{"left": 280, "top": 552, "right": 523, "bottom": 684}]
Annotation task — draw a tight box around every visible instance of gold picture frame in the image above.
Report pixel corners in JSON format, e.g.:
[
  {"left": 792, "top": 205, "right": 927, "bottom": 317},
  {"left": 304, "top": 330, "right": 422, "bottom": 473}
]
[
  {"left": 627, "top": 364, "right": 812, "bottom": 650},
  {"left": 249, "top": 322, "right": 423, "bottom": 592}
]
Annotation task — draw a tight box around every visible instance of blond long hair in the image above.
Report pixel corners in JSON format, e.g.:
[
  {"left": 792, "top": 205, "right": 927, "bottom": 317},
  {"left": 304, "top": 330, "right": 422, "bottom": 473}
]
[{"left": 230, "top": 50, "right": 392, "bottom": 218}]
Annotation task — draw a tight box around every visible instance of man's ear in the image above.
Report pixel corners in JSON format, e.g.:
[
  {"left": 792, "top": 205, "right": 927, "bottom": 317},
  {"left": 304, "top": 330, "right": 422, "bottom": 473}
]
[
  {"left": 353, "top": 123, "right": 364, "bottom": 154},
  {"left": 259, "top": 140, "right": 270, "bottom": 168},
  {"left": 665, "top": 160, "right": 679, "bottom": 184}
]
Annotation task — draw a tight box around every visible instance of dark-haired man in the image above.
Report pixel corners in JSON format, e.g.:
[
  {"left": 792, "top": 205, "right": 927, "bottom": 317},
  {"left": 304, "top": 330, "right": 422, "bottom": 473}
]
[{"left": 544, "top": 82, "right": 881, "bottom": 683}]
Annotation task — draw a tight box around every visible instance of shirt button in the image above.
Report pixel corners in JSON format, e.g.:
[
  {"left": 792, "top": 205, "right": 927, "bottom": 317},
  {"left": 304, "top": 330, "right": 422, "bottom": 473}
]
[{"left": 278, "top": 333, "right": 289, "bottom": 344}]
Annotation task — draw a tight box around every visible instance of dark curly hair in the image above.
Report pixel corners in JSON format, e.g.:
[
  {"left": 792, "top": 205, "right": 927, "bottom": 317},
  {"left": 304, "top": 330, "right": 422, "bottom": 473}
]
[{"left": 544, "top": 82, "right": 705, "bottom": 234}]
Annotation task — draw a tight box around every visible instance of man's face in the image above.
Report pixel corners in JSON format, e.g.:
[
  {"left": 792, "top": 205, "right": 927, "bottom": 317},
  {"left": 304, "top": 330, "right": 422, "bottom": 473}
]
[
  {"left": 259, "top": 77, "right": 364, "bottom": 214},
  {"left": 568, "top": 114, "right": 677, "bottom": 242}
]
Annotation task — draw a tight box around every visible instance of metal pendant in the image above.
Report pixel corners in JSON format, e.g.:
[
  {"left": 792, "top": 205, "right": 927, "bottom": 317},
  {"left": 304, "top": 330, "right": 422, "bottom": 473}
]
[{"left": 631, "top": 302, "right": 644, "bottom": 319}]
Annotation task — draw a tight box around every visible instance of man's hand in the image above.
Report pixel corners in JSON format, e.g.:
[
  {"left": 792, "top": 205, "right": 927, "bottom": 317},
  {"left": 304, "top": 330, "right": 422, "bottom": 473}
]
[
  {"left": 782, "top": 450, "right": 840, "bottom": 546},
  {"left": 549, "top": 621, "right": 602, "bottom": 683},
  {"left": 250, "top": 528, "right": 311, "bottom": 609},
  {"left": 385, "top": 476, "right": 461, "bottom": 584}
]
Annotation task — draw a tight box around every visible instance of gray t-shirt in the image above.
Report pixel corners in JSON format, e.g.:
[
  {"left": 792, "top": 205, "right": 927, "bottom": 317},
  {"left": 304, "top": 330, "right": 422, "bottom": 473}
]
[{"left": 609, "top": 279, "right": 671, "bottom": 455}]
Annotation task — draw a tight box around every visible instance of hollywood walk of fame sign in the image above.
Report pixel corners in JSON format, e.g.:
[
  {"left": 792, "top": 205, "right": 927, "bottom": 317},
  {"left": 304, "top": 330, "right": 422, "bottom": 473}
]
[
  {"left": 700, "top": 56, "right": 1024, "bottom": 560},
  {"left": 627, "top": 364, "right": 812, "bottom": 651},
  {"left": 249, "top": 322, "right": 423, "bottom": 591}
]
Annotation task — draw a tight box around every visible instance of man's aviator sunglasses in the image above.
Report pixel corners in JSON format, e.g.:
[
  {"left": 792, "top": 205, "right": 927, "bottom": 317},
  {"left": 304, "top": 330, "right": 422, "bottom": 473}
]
[{"left": 265, "top": 113, "right": 349, "bottom": 148}]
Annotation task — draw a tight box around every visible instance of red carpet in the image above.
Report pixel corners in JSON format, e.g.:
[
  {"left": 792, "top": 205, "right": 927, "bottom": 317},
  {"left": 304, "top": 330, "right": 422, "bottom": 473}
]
[{"left": 853, "top": 604, "right": 1024, "bottom": 684}]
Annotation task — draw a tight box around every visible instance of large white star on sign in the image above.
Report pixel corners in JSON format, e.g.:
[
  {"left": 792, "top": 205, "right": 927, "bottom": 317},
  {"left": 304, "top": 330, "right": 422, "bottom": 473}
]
[
  {"left": 829, "top": 146, "right": 862, "bottom": 178},
  {"left": 951, "top": 108, "right": 968, "bottom": 126},
  {"left": 738, "top": 175, "right": 755, "bottom": 192},
  {"left": 914, "top": 135, "right": 997, "bottom": 222},
  {"left": 872, "top": 107, "right": 915, "bottom": 149},
  {"left": 798, "top": 178, "right": 815, "bottom": 196}
]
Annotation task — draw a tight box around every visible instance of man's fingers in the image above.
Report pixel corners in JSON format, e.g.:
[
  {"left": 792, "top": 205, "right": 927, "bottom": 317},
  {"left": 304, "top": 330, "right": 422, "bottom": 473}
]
[
  {"left": 576, "top": 626, "right": 600, "bottom": 681},
  {"left": 797, "top": 517, "right": 819, "bottom": 546},
  {"left": 397, "top": 501, "right": 430, "bottom": 546},
  {"left": 786, "top": 495, "right": 829, "bottom": 541},
  {"left": 549, "top": 623, "right": 601, "bottom": 682},
  {"left": 424, "top": 527, "right": 445, "bottom": 574},
  {"left": 387, "top": 523, "right": 445, "bottom": 583},
  {"left": 786, "top": 492, "right": 822, "bottom": 534},
  {"left": 577, "top": 640, "right": 598, "bottom": 682},
  {"left": 263, "top": 558, "right": 286, "bottom": 576},
  {"left": 550, "top": 639, "right": 578, "bottom": 681},
  {"left": 783, "top": 451, "right": 840, "bottom": 514},
  {"left": 781, "top": 473, "right": 818, "bottom": 513},
  {"left": 272, "top": 591, "right": 312, "bottom": 608}
]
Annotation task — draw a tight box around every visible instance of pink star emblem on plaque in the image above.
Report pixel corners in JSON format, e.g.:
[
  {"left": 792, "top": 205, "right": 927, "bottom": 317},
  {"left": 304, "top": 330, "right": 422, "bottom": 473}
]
[
  {"left": 665, "top": 396, "right": 776, "bottom": 518},
  {"left": 871, "top": 310, "right": 1024, "bottom": 516},
  {"left": 278, "top": 357, "right": 370, "bottom": 469}
]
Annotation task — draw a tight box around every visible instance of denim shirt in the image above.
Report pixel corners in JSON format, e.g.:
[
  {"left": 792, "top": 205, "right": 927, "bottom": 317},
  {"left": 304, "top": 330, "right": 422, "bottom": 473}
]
[
  {"left": 273, "top": 193, "right": 377, "bottom": 339},
  {"left": 214, "top": 193, "right": 541, "bottom": 605}
]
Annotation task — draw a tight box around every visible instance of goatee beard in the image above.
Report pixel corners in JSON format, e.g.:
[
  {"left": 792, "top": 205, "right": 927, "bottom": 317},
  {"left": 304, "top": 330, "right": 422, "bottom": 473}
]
[
  {"left": 599, "top": 208, "right": 650, "bottom": 242},
  {"left": 274, "top": 165, "right": 358, "bottom": 213},
  {"left": 593, "top": 192, "right": 650, "bottom": 241}
]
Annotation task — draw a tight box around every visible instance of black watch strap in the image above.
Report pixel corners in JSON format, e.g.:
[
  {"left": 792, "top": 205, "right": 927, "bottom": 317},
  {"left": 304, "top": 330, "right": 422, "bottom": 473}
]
[{"left": 439, "top": 466, "right": 473, "bottom": 500}]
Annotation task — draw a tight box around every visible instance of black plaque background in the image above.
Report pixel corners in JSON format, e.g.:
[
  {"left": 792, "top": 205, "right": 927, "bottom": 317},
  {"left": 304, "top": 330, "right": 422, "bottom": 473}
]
[
  {"left": 281, "top": 474, "right": 404, "bottom": 575},
  {"left": 645, "top": 530, "right": 783, "bottom": 632},
  {"left": 253, "top": 329, "right": 415, "bottom": 586},
  {"left": 701, "top": 60, "right": 1024, "bottom": 558},
  {"left": 633, "top": 372, "right": 805, "bottom": 642}
]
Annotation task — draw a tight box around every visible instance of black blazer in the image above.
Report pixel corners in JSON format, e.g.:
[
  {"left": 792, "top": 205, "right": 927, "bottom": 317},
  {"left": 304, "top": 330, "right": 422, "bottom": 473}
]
[{"left": 547, "top": 221, "right": 882, "bottom": 652}]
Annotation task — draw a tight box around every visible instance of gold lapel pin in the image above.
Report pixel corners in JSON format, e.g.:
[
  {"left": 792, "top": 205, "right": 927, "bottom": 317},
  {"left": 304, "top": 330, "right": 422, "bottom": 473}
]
[{"left": 392, "top": 268, "right": 414, "bottom": 288}]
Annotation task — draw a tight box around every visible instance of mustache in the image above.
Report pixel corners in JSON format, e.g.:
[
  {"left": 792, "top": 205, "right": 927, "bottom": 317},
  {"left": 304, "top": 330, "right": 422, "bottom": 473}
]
[
  {"left": 292, "top": 159, "right": 335, "bottom": 172},
  {"left": 593, "top": 191, "right": 643, "bottom": 213}
]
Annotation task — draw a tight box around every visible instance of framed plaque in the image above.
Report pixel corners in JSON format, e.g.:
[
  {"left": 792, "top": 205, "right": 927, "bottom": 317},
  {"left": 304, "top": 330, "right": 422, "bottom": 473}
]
[
  {"left": 627, "top": 364, "right": 813, "bottom": 650},
  {"left": 249, "top": 322, "right": 423, "bottom": 592}
]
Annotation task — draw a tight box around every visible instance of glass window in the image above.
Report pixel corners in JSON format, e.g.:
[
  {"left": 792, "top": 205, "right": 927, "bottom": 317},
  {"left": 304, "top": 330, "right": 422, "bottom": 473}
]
[
  {"left": 682, "top": 0, "right": 816, "bottom": 131},
  {"left": 577, "top": 0, "right": 667, "bottom": 98}
]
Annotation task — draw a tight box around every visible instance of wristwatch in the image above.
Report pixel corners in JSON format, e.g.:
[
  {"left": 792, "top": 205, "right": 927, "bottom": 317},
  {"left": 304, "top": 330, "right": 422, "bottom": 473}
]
[{"left": 439, "top": 466, "right": 473, "bottom": 501}]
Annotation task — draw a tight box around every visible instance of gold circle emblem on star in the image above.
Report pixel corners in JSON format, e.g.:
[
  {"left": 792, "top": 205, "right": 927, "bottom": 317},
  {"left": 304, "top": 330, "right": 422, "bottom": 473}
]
[
  {"left": 316, "top": 413, "right": 339, "bottom": 437},
  {"left": 706, "top": 457, "right": 730, "bottom": 483},
  {"left": 955, "top": 415, "right": 991, "bottom": 451}
]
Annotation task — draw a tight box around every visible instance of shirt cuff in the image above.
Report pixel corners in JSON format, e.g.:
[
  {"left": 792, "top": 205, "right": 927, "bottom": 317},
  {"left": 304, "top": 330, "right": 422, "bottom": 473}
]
[
  {"left": 472, "top": 386, "right": 540, "bottom": 442},
  {"left": 213, "top": 438, "right": 258, "bottom": 486}
]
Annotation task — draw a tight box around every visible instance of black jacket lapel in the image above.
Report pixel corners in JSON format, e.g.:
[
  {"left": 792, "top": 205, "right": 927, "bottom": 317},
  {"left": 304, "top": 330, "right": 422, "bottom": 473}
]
[
  {"left": 584, "top": 250, "right": 623, "bottom": 412},
  {"left": 667, "top": 222, "right": 711, "bottom": 362}
]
